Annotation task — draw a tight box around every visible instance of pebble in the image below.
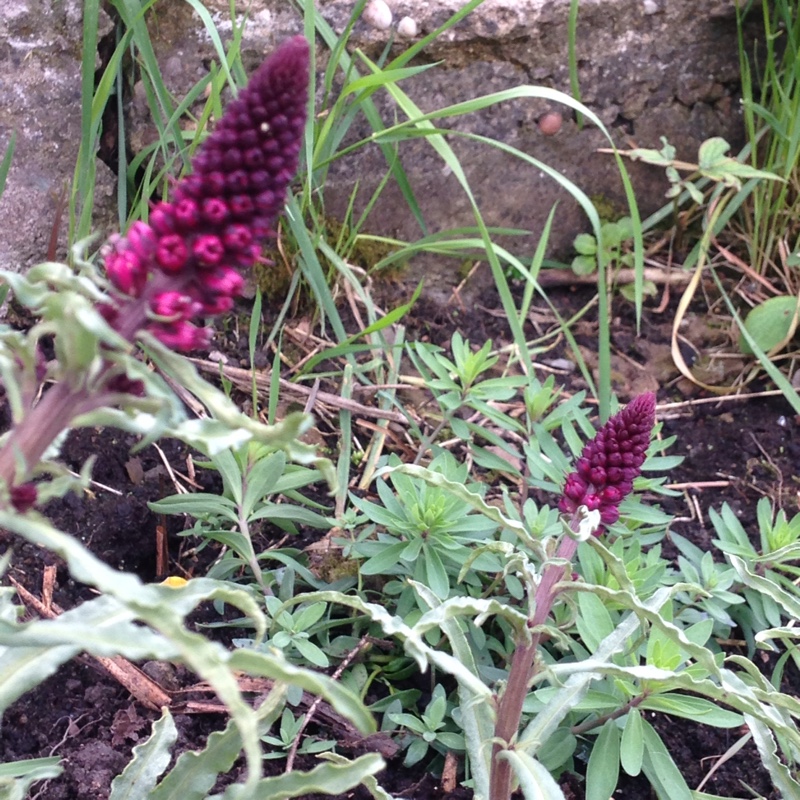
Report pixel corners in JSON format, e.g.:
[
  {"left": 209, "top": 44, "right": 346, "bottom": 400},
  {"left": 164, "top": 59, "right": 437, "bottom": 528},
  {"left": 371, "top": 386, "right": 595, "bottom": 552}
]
[
  {"left": 538, "top": 111, "right": 563, "bottom": 135},
  {"left": 397, "top": 16, "right": 418, "bottom": 37},
  {"left": 363, "top": 0, "right": 393, "bottom": 30}
]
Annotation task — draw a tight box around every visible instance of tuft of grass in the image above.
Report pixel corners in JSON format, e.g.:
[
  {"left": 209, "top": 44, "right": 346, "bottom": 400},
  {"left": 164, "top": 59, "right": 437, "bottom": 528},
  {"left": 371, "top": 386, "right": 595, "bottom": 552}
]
[{"left": 737, "top": 0, "right": 800, "bottom": 277}]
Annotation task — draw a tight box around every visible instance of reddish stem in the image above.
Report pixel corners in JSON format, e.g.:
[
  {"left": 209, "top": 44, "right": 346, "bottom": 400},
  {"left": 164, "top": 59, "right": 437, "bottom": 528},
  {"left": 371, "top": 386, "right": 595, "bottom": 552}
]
[{"left": 489, "top": 536, "right": 579, "bottom": 800}]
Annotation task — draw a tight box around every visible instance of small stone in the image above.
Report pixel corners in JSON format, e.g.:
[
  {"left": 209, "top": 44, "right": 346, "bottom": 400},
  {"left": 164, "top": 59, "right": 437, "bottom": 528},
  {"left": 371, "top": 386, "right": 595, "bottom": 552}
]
[
  {"left": 538, "top": 111, "right": 563, "bottom": 136},
  {"left": 397, "top": 16, "right": 417, "bottom": 37},
  {"left": 643, "top": 0, "right": 659, "bottom": 14},
  {"left": 363, "top": 0, "right": 392, "bottom": 30}
]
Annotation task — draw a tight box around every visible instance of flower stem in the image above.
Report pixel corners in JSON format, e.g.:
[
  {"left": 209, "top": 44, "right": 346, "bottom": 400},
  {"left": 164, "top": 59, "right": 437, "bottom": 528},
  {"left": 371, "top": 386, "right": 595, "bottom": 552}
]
[{"left": 489, "top": 536, "right": 578, "bottom": 800}]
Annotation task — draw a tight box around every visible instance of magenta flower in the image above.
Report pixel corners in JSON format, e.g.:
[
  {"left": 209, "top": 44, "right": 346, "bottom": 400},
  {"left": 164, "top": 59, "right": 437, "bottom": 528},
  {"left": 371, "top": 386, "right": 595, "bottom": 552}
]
[
  {"left": 102, "top": 35, "right": 310, "bottom": 350},
  {"left": 559, "top": 392, "right": 656, "bottom": 532}
]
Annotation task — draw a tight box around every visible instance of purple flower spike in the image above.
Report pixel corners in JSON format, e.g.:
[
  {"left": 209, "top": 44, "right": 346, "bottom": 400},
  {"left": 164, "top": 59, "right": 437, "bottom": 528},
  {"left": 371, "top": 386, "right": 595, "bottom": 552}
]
[
  {"left": 559, "top": 393, "right": 656, "bottom": 533},
  {"left": 100, "top": 36, "right": 310, "bottom": 351}
]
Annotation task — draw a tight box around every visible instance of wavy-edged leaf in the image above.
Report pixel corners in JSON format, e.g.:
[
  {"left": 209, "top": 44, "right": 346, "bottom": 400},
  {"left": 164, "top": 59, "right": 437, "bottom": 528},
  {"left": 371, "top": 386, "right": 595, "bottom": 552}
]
[
  {"left": 211, "top": 753, "right": 384, "bottom": 800},
  {"left": 503, "top": 750, "right": 565, "bottom": 800},
  {"left": 109, "top": 709, "right": 177, "bottom": 800},
  {"left": 745, "top": 713, "right": 800, "bottom": 800}
]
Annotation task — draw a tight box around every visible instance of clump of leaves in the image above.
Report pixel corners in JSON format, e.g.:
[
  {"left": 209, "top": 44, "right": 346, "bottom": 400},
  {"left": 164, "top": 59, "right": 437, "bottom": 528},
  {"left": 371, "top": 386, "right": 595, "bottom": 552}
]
[
  {"left": 344, "top": 450, "right": 500, "bottom": 601},
  {"left": 571, "top": 217, "right": 656, "bottom": 301}
]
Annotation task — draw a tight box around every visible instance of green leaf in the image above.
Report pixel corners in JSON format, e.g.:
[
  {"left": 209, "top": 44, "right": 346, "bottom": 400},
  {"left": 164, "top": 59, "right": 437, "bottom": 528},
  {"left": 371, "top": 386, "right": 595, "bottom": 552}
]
[
  {"left": 640, "top": 694, "right": 743, "bottom": 728},
  {"left": 641, "top": 720, "right": 692, "bottom": 800},
  {"left": 620, "top": 708, "right": 644, "bottom": 776},
  {"left": 0, "top": 758, "right": 62, "bottom": 800},
  {"left": 573, "top": 232, "right": 598, "bottom": 256},
  {"left": 576, "top": 592, "right": 614, "bottom": 652},
  {"left": 208, "top": 449, "right": 245, "bottom": 506},
  {"left": 697, "top": 136, "right": 730, "bottom": 168},
  {"left": 738, "top": 295, "right": 799, "bottom": 355},
  {"left": 149, "top": 718, "right": 247, "bottom": 800},
  {"left": 422, "top": 543, "right": 451, "bottom": 600},
  {"left": 745, "top": 714, "right": 800, "bottom": 800},
  {"left": 360, "top": 541, "right": 410, "bottom": 575},
  {"left": 109, "top": 709, "right": 178, "bottom": 800},
  {"left": 571, "top": 254, "right": 596, "bottom": 276},
  {"left": 228, "top": 648, "right": 375, "bottom": 735},
  {"left": 292, "top": 602, "right": 327, "bottom": 633},
  {"left": 212, "top": 754, "right": 385, "bottom": 800},
  {"left": 148, "top": 494, "right": 240, "bottom": 523},
  {"left": 586, "top": 720, "right": 619, "bottom": 800},
  {"left": 241, "top": 451, "right": 286, "bottom": 520},
  {"left": 503, "top": 750, "right": 566, "bottom": 800},
  {"left": 293, "top": 637, "right": 330, "bottom": 668}
]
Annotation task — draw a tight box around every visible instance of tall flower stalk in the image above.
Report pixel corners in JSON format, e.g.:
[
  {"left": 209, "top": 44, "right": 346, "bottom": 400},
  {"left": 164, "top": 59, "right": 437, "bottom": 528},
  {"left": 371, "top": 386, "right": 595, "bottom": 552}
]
[
  {"left": 489, "top": 393, "right": 657, "bottom": 800},
  {"left": 0, "top": 37, "right": 310, "bottom": 498}
]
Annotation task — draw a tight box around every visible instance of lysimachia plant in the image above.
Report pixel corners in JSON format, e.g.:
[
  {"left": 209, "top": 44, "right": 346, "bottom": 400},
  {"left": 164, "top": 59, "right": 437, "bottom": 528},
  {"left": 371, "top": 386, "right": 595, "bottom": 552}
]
[
  {"left": 274, "top": 388, "right": 800, "bottom": 799},
  {"left": 0, "top": 37, "right": 383, "bottom": 798}
]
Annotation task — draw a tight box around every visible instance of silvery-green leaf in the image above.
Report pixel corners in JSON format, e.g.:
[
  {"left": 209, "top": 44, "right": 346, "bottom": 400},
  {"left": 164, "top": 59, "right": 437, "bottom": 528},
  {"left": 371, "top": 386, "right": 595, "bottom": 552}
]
[
  {"left": 109, "top": 709, "right": 177, "bottom": 800},
  {"left": 210, "top": 754, "right": 384, "bottom": 800}
]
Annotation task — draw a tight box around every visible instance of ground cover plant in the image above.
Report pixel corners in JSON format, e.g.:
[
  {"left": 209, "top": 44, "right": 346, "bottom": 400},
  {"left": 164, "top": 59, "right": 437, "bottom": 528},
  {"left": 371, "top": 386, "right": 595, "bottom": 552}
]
[{"left": 1, "top": 1, "right": 800, "bottom": 799}]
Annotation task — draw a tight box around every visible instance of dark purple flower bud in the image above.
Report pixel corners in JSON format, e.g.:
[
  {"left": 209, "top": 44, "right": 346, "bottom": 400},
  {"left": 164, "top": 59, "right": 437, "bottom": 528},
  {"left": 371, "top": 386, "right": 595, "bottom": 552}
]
[
  {"left": 127, "top": 221, "right": 157, "bottom": 257},
  {"left": 106, "top": 375, "right": 146, "bottom": 397},
  {"left": 203, "top": 266, "right": 245, "bottom": 297},
  {"left": 223, "top": 224, "right": 254, "bottom": 251},
  {"left": 156, "top": 235, "right": 190, "bottom": 273},
  {"left": 229, "top": 195, "right": 255, "bottom": 217},
  {"left": 204, "top": 172, "right": 227, "bottom": 195},
  {"left": 152, "top": 321, "right": 212, "bottom": 352},
  {"left": 150, "top": 203, "right": 177, "bottom": 235},
  {"left": 200, "top": 295, "right": 235, "bottom": 315},
  {"left": 558, "top": 393, "right": 656, "bottom": 535},
  {"left": 105, "top": 251, "right": 147, "bottom": 297},
  {"left": 202, "top": 198, "right": 230, "bottom": 225},
  {"left": 222, "top": 148, "right": 243, "bottom": 170},
  {"left": 10, "top": 483, "right": 37, "bottom": 513},
  {"left": 226, "top": 170, "right": 250, "bottom": 193},
  {"left": 193, "top": 235, "right": 225, "bottom": 267},
  {"left": 150, "top": 291, "right": 200, "bottom": 320},
  {"left": 174, "top": 198, "right": 201, "bottom": 229}
]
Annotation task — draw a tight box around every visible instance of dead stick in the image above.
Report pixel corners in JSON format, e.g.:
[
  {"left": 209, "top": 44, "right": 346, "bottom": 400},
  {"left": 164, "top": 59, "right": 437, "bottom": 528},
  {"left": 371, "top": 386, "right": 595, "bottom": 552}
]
[
  {"left": 187, "top": 359, "right": 408, "bottom": 424},
  {"left": 9, "top": 578, "right": 172, "bottom": 710}
]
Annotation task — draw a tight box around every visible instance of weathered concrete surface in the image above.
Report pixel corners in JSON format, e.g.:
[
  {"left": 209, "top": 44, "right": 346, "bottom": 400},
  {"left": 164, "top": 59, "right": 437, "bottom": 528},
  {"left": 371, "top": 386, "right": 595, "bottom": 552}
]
[
  {"left": 0, "top": 0, "right": 751, "bottom": 302},
  {"left": 124, "top": 0, "right": 748, "bottom": 301},
  {"left": 0, "top": 0, "right": 115, "bottom": 274}
]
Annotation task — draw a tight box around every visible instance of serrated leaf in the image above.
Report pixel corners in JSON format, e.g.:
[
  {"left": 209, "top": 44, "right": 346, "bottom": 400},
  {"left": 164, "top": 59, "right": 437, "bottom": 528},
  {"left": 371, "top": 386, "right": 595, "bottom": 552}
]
[
  {"left": 109, "top": 709, "right": 177, "bottom": 800},
  {"left": 586, "top": 720, "right": 619, "bottom": 800}
]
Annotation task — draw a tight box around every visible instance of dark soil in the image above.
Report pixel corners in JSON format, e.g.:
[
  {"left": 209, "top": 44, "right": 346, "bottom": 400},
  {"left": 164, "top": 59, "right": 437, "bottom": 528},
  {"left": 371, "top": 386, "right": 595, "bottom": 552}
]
[{"left": 1, "top": 286, "right": 797, "bottom": 799}]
